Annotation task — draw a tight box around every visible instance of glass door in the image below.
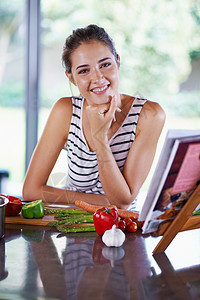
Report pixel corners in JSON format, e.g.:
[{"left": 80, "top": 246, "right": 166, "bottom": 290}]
[{"left": 0, "top": 0, "right": 26, "bottom": 195}]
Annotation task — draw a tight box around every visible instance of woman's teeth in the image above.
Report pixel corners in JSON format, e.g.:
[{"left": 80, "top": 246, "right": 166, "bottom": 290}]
[{"left": 92, "top": 85, "right": 108, "bottom": 92}]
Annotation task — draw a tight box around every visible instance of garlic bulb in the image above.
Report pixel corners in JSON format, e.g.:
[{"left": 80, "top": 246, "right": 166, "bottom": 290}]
[{"left": 102, "top": 225, "right": 125, "bottom": 247}]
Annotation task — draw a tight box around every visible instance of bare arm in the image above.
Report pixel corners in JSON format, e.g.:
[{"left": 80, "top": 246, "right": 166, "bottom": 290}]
[
  {"left": 22, "top": 97, "right": 110, "bottom": 206},
  {"left": 86, "top": 98, "right": 166, "bottom": 209}
]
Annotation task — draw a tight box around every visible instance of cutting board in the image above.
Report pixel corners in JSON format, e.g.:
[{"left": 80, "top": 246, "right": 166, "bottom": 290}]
[
  {"left": 5, "top": 213, "right": 55, "bottom": 226},
  {"left": 5, "top": 206, "right": 94, "bottom": 227}
]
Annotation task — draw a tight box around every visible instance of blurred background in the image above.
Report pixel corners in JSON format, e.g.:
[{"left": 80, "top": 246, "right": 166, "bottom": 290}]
[{"left": 0, "top": 0, "right": 200, "bottom": 198}]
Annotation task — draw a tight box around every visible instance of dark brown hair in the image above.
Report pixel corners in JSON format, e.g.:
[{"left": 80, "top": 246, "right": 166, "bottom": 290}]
[{"left": 62, "top": 24, "right": 118, "bottom": 73}]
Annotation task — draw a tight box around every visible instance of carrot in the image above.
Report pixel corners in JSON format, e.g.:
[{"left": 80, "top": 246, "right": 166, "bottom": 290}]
[
  {"left": 75, "top": 200, "right": 139, "bottom": 219},
  {"left": 118, "top": 209, "right": 139, "bottom": 220},
  {"left": 75, "top": 200, "right": 117, "bottom": 213}
]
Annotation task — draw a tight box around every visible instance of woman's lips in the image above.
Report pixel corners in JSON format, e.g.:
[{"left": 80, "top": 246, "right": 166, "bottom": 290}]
[{"left": 90, "top": 84, "right": 110, "bottom": 95}]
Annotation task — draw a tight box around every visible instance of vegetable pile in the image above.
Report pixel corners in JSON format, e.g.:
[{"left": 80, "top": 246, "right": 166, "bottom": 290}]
[
  {"left": 75, "top": 200, "right": 143, "bottom": 233},
  {"left": 3, "top": 195, "right": 144, "bottom": 237},
  {"left": 44, "top": 201, "right": 143, "bottom": 236}
]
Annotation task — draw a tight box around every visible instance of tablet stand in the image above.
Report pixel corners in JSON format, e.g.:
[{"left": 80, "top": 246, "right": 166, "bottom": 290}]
[{"left": 153, "top": 184, "right": 200, "bottom": 254}]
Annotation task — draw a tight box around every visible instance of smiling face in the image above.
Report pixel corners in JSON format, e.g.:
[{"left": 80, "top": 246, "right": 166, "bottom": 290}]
[{"left": 67, "top": 40, "right": 120, "bottom": 105}]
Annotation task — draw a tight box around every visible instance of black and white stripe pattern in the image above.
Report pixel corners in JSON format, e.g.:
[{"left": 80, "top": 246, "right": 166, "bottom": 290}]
[{"left": 64, "top": 96, "right": 147, "bottom": 195}]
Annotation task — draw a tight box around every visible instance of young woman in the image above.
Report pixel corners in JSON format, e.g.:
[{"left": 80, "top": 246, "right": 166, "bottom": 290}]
[{"left": 23, "top": 24, "right": 165, "bottom": 210}]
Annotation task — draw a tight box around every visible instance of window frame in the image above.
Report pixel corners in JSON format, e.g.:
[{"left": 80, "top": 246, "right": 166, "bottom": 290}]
[{"left": 25, "top": 0, "right": 41, "bottom": 171}]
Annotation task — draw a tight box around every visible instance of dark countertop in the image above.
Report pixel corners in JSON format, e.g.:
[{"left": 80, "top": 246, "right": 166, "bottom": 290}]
[{"left": 1, "top": 224, "right": 200, "bottom": 300}]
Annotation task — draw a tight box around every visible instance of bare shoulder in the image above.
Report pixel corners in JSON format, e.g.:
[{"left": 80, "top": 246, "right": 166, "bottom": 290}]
[
  {"left": 140, "top": 100, "right": 166, "bottom": 126},
  {"left": 136, "top": 100, "right": 166, "bottom": 138},
  {"left": 52, "top": 97, "right": 73, "bottom": 116},
  {"left": 51, "top": 97, "right": 72, "bottom": 123},
  {"left": 44, "top": 97, "right": 73, "bottom": 139}
]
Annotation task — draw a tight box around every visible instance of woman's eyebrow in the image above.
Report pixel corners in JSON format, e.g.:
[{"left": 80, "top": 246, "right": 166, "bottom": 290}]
[
  {"left": 76, "top": 64, "right": 89, "bottom": 70},
  {"left": 98, "top": 57, "right": 111, "bottom": 63},
  {"left": 75, "top": 57, "right": 111, "bottom": 70}
]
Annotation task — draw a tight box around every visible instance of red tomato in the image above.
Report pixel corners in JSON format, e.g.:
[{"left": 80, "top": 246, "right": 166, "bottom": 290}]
[
  {"left": 118, "top": 220, "right": 126, "bottom": 231},
  {"left": 126, "top": 221, "right": 137, "bottom": 232},
  {"left": 129, "top": 216, "right": 144, "bottom": 230},
  {"left": 124, "top": 217, "right": 132, "bottom": 226}
]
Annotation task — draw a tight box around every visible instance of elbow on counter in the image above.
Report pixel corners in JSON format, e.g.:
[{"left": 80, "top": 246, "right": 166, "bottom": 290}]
[
  {"left": 109, "top": 192, "right": 138, "bottom": 211},
  {"left": 117, "top": 203, "right": 130, "bottom": 210},
  {"left": 115, "top": 199, "right": 131, "bottom": 210},
  {"left": 22, "top": 182, "right": 41, "bottom": 202},
  {"left": 22, "top": 186, "right": 33, "bottom": 201},
  {"left": 116, "top": 200, "right": 134, "bottom": 210}
]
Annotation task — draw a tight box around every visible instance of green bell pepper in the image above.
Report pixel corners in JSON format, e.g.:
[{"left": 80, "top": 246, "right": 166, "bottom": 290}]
[{"left": 22, "top": 200, "right": 44, "bottom": 219}]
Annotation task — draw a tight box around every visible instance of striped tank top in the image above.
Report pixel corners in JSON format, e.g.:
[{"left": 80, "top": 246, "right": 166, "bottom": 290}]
[{"left": 64, "top": 96, "right": 147, "bottom": 198}]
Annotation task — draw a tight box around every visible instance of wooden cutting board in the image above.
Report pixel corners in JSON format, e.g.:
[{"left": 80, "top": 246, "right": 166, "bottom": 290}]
[
  {"left": 5, "top": 206, "right": 94, "bottom": 227},
  {"left": 5, "top": 213, "right": 55, "bottom": 226}
]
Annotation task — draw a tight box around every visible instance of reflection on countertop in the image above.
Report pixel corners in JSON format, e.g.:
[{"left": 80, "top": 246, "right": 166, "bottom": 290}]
[{"left": 0, "top": 224, "right": 200, "bottom": 299}]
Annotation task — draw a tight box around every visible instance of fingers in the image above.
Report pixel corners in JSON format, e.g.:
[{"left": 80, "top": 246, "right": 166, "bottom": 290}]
[
  {"left": 85, "top": 96, "right": 121, "bottom": 121},
  {"left": 86, "top": 103, "right": 109, "bottom": 117},
  {"left": 107, "top": 96, "right": 121, "bottom": 122}
]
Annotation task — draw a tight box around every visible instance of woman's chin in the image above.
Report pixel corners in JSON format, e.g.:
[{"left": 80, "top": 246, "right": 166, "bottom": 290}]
[
  {"left": 94, "top": 93, "right": 113, "bottom": 104},
  {"left": 85, "top": 94, "right": 109, "bottom": 105}
]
